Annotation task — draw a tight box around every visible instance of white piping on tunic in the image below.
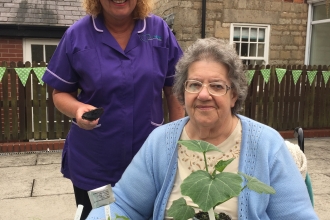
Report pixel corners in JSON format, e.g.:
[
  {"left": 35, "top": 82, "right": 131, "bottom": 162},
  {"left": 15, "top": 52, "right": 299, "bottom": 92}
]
[
  {"left": 137, "top": 19, "right": 146, "bottom": 33},
  {"left": 46, "top": 68, "right": 76, "bottom": 84},
  {"left": 151, "top": 118, "right": 164, "bottom": 127},
  {"left": 92, "top": 16, "right": 146, "bottom": 34},
  {"left": 92, "top": 16, "right": 104, "bottom": 33},
  {"left": 165, "top": 75, "right": 175, "bottom": 78},
  {"left": 72, "top": 120, "right": 101, "bottom": 128}
]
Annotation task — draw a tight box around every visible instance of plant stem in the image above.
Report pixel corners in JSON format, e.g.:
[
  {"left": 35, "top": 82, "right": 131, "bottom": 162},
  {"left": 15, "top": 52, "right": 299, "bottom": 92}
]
[
  {"left": 208, "top": 208, "right": 216, "bottom": 220},
  {"left": 203, "top": 152, "right": 209, "bottom": 173}
]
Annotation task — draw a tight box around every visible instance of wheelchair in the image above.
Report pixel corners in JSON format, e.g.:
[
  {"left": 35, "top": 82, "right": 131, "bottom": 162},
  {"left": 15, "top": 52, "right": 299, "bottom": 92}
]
[{"left": 294, "top": 127, "right": 314, "bottom": 207}]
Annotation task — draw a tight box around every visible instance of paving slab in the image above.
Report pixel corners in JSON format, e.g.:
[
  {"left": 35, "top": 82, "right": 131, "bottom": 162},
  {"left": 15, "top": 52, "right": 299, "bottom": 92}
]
[
  {"left": 308, "top": 158, "right": 330, "bottom": 174},
  {"left": 0, "top": 163, "right": 62, "bottom": 181},
  {"left": 313, "top": 193, "right": 330, "bottom": 220},
  {"left": 0, "top": 179, "right": 33, "bottom": 199},
  {"left": 304, "top": 147, "right": 330, "bottom": 160},
  {"left": 0, "top": 154, "right": 37, "bottom": 167},
  {"left": 309, "top": 173, "right": 330, "bottom": 195},
  {"left": 0, "top": 194, "right": 76, "bottom": 220},
  {"left": 33, "top": 177, "right": 73, "bottom": 196},
  {"left": 36, "top": 153, "right": 62, "bottom": 165}
]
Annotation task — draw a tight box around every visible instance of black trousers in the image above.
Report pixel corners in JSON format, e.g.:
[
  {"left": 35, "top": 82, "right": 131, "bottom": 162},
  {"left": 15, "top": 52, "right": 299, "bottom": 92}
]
[{"left": 73, "top": 185, "right": 93, "bottom": 220}]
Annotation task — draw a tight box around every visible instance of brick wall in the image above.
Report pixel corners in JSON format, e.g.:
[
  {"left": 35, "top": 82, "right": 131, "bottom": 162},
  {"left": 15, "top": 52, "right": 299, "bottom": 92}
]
[
  {"left": 0, "top": 37, "right": 23, "bottom": 63},
  {"left": 153, "top": 0, "right": 309, "bottom": 65},
  {"left": 0, "top": 140, "right": 65, "bottom": 153},
  {"left": 0, "top": 37, "right": 23, "bottom": 138}
]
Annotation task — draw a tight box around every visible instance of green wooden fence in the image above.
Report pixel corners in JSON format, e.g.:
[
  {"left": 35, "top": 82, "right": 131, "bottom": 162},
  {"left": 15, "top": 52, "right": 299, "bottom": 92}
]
[{"left": 0, "top": 61, "right": 329, "bottom": 142}]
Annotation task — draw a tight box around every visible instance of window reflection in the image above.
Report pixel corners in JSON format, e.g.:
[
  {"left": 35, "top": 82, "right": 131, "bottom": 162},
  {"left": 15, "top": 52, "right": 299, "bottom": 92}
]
[
  {"left": 46, "top": 45, "right": 57, "bottom": 63},
  {"left": 31, "top": 44, "right": 43, "bottom": 63}
]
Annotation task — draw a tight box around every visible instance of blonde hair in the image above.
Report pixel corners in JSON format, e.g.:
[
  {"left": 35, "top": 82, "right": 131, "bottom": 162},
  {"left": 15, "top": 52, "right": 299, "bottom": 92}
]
[{"left": 82, "top": 0, "right": 154, "bottom": 19}]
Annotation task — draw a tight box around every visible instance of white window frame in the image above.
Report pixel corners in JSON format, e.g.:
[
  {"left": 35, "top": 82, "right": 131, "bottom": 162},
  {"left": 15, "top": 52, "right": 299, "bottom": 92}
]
[
  {"left": 305, "top": 2, "right": 330, "bottom": 64},
  {"left": 23, "top": 38, "right": 60, "bottom": 64},
  {"left": 230, "top": 23, "right": 270, "bottom": 65}
]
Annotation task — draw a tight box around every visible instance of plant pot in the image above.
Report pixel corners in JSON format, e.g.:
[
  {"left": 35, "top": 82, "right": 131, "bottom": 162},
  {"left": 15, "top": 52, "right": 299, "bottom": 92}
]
[{"left": 193, "top": 211, "right": 232, "bottom": 220}]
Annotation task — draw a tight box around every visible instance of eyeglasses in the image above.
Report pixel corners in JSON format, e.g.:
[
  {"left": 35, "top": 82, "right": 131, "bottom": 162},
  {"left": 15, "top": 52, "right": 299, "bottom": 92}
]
[{"left": 184, "top": 80, "right": 231, "bottom": 96}]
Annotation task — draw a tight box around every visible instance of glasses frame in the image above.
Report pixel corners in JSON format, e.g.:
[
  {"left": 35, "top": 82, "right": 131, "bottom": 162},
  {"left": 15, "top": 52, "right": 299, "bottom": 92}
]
[{"left": 184, "top": 80, "right": 232, "bottom": 96}]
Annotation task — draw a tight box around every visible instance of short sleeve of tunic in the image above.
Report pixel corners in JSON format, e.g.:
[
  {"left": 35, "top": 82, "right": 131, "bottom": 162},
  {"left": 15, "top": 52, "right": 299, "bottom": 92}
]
[{"left": 42, "top": 30, "right": 79, "bottom": 92}]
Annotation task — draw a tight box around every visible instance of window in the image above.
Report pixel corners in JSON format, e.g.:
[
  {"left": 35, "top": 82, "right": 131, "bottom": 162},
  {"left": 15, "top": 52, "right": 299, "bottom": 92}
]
[
  {"left": 230, "top": 24, "right": 270, "bottom": 65},
  {"left": 23, "top": 38, "right": 59, "bottom": 63},
  {"left": 306, "top": 2, "right": 330, "bottom": 65}
]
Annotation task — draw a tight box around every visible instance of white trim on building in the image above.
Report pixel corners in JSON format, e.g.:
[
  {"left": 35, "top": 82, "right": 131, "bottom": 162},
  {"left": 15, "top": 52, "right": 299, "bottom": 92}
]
[
  {"left": 23, "top": 38, "right": 60, "bottom": 64},
  {"left": 305, "top": 1, "right": 330, "bottom": 65},
  {"left": 230, "top": 23, "right": 270, "bottom": 65}
]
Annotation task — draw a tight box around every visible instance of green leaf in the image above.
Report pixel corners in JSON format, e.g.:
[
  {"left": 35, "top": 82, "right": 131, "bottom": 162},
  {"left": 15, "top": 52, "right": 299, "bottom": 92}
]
[
  {"left": 239, "top": 172, "right": 276, "bottom": 194},
  {"left": 178, "top": 140, "right": 221, "bottom": 153},
  {"left": 114, "top": 214, "right": 130, "bottom": 220},
  {"left": 214, "top": 158, "right": 235, "bottom": 173},
  {"left": 167, "top": 198, "right": 196, "bottom": 220},
  {"left": 181, "top": 170, "right": 243, "bottom": 211}
]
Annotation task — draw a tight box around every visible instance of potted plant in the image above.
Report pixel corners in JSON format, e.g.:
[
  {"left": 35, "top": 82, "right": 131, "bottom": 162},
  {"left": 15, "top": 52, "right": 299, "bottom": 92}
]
[{"left": 167, "top": 140, "right": 276, "bottom": 220}]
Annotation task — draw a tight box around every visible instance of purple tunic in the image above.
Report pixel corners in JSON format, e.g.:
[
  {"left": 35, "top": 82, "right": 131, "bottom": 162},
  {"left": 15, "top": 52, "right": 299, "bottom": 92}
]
[{"left": 42, "top": 14, "right": 183, "bottom": 190}]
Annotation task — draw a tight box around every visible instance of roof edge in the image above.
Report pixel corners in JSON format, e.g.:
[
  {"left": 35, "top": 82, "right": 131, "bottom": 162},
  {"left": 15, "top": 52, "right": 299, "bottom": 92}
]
[{"left": 0, "top": 24, "right": 67, "bottom": 38}]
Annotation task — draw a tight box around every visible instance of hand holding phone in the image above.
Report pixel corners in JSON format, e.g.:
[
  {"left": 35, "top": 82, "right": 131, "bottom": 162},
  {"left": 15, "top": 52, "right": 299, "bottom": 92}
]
[{"left": 82, "top": 107, "right": 104, "bottom": 121}]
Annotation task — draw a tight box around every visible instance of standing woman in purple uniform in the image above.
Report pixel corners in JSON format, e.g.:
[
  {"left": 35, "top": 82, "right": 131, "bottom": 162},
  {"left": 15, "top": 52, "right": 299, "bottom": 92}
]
[{"left": 42, "top": 0, "right": 184, "bottom": 219}]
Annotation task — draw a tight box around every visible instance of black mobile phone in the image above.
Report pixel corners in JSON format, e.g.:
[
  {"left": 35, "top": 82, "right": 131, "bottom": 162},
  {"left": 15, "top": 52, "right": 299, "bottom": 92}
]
[{"left": 82, "top": 107, "right": 104, "bottom": 121}]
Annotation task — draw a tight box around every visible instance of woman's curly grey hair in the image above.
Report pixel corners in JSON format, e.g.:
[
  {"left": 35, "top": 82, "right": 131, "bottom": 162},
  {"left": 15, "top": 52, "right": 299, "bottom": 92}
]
[
  {"left": 173, "top": 37, "right": 248, "bottom": 115},
  {"left": 82, "top": 0, "right": 153, "bottom": 19}
]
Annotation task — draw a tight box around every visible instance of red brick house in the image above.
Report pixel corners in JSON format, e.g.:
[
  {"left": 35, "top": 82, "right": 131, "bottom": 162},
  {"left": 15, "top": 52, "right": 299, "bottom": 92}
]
[{"left": 0, "top": 0, "right": 85, "bottom": 64}]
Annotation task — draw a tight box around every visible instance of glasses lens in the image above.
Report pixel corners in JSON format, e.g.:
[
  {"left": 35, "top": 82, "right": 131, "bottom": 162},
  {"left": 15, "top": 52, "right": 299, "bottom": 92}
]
[
  {"left": 208, "top": 82, "right": 226, "bottom": 96},
  {"left": 185, "top": 80, "right": 229, "bottom": 96},
  {"left": 185, "top": 80, "right": 202, "bottom": 93}
]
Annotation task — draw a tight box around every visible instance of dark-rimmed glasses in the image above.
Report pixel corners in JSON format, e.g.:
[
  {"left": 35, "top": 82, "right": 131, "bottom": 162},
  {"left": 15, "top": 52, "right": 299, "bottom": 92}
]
[{"left": 184, "top": 80, "right": 231, "bottom": 96}]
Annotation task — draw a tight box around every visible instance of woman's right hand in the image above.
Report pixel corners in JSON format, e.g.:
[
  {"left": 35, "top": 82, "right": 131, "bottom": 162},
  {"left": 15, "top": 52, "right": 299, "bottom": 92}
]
[
  {"left": 75, "top": 105, "right": 100, "bottom": 130},
  {"left": 52, "top": 89, "right": 100, "bottom": 130}
]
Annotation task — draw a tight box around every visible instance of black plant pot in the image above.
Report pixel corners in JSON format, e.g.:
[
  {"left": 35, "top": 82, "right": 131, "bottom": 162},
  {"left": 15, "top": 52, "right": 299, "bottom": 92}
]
[{"left": 193, "top": 211, "right": 232, "bottom": 220}]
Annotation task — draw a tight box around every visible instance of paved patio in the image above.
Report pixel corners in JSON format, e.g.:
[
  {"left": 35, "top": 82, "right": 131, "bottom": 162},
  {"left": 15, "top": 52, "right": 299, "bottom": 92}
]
[{"left": 0, "top": 137, "right": 329, "bottom": 219}]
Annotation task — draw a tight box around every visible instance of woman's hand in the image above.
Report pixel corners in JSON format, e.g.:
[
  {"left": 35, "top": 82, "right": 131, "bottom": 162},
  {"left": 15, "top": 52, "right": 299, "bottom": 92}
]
[
  {"left": 75, "top": 105, "right": 100, "bottom": 130},
  {"left": 52, "top": 89, "right": 100, "bottom": 130}
]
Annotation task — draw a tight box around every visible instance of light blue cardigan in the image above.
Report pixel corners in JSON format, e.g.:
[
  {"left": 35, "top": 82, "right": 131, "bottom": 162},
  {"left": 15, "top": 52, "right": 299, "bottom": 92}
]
[{"left": 87, "top": 115, "right": 318, "bottom": 220}]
